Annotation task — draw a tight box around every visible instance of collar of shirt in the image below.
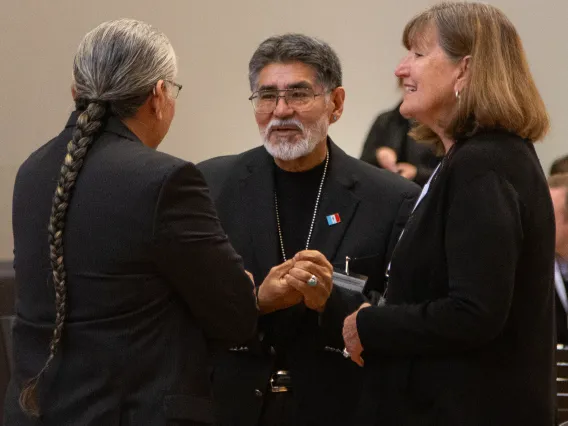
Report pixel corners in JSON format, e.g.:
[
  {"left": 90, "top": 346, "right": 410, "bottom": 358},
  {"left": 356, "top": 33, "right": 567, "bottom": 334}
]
[
  {"left": 555, "top": 260, "right": 568, "bottom": 313},
  {"left": 558, "top": 256, "right": 568, "bottom": 281}
]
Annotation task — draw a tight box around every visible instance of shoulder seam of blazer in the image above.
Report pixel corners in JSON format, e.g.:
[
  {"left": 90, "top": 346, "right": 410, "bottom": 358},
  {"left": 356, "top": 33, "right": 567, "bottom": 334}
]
[{"left": 150, "top": 161, "right": 191, "bottom": 239}]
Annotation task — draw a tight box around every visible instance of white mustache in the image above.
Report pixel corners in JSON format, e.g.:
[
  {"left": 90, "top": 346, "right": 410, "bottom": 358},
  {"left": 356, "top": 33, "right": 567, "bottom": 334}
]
[{"left": 265, "top": 119, "right": 304, "bottom": 136}]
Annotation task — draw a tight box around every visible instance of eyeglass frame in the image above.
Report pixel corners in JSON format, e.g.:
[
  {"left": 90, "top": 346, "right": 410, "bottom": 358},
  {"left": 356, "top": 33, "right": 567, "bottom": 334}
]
[
  {"left": 248, "top": 87, "right": 332, "bottom": 114},
  {"left": 165, "top": 80, "right": 183, "bottom": 99},
  {"left": 153, "top": 80, "right": 183, "bottom": 99}
]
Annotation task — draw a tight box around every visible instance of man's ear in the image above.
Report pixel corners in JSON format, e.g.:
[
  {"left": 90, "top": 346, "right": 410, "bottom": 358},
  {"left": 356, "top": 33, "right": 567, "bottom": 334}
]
[
  {"left": 151, "top": 80, "right": 167, "bottom": 121},
  {"left": 329, "top": 86, "right": 345, "bottom": 123}
]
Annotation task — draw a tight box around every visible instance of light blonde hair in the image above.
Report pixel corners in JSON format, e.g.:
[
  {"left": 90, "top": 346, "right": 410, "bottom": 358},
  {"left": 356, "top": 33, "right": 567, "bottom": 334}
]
[{"left": 402, "top": 2, "right": 549, "bottom": 149}]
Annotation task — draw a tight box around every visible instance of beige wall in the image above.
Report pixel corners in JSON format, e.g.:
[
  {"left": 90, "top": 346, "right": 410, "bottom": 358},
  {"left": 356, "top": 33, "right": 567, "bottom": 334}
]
[{"left": 1, "top": 0, "right": 566, "bottom": 260}]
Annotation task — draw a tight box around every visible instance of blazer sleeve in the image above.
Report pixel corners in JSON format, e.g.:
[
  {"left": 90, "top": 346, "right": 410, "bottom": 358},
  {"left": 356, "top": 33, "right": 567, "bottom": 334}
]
[
  {"left": 357, "top": 170, "right": 523, "bottom": 356},
  {"left": 153, "top": 163, "right": 258, "bottom": 347},
  {"left": 360, "top": 114, "right": 388, "bottom": 166}
]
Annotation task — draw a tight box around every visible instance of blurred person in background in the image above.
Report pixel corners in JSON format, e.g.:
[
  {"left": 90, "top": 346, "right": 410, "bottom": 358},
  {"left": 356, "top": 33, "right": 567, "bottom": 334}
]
[
  {"left": 360, "top": 78, "right": 440, "bottom": 187},
  {"left": 549, "top": 173, "right": 568, "bottom": 345},
  {"left": 550, "top": 154, "right": 568, "bottom": 176}
]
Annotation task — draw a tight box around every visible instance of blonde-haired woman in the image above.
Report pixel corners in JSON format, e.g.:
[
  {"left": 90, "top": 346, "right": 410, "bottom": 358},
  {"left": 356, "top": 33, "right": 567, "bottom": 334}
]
[{"left": 343, "top": 3, "right": 555, "bottom": 424}]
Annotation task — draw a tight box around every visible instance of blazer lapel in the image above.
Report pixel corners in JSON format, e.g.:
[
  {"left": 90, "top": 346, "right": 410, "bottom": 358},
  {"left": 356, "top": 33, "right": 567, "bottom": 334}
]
[
  {"left": 240, "top": 150, "right": 281, "bottom": 280},
  {"left": 310, "top": 141, "right": 360, "bottom": 264}
]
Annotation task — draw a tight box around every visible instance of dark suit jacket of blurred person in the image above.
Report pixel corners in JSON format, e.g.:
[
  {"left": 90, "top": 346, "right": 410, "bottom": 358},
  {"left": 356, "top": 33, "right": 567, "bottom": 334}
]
[{"left": 360, "top": 102, "right": 441, "bottom": 186}]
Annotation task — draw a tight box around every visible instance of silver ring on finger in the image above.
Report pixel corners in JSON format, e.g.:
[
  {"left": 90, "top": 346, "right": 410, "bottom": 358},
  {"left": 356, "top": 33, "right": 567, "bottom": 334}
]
[{"left": 307, "top": 274, "right": 318, "bottom": 287}]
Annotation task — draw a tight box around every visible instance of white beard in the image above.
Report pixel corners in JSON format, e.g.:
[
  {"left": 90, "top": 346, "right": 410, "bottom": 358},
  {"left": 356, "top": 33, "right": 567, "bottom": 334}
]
[{"left": 262, "top": 116, "right": 329, "bottom": 161}]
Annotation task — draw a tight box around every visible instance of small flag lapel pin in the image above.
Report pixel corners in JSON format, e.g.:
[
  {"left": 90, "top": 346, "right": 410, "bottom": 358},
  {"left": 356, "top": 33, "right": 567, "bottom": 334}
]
[{"left": 326, "top": 213, "right": 341, "bottom": 226}]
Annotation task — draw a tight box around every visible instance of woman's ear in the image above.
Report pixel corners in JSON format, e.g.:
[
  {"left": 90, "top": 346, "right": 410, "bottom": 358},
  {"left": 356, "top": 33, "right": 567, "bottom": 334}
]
[{"left": 455, "top": 55, "right": 472, "bottom": 93}]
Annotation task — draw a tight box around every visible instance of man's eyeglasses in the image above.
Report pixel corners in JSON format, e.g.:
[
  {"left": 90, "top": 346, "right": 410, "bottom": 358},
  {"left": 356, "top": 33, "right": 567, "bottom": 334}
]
[
  {"left": 248, "top": 88, "right": 327, "bottom": 114},
  {"left": 152, "top": 81, "right": 183, "bottom": 99},
  {"left": 166, "top": 80, "right": 183, "bottom": 99}
]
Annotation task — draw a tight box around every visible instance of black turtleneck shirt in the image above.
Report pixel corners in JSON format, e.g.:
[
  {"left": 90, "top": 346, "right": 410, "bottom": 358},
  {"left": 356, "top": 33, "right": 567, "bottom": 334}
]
[{"left": 273, "top": 159, "right": 327, "bottom": 261}]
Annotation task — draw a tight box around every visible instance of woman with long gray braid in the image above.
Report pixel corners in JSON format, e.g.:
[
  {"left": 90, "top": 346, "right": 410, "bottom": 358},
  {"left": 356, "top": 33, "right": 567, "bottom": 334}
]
[{"left": 5, "top": 19, "right": 257, "bottom": 426}]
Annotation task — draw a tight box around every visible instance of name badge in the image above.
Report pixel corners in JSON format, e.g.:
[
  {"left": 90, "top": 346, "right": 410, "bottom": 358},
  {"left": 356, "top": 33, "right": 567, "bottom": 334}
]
[{"left": 332, "top": 269, "right": 367, "bottom": 294}]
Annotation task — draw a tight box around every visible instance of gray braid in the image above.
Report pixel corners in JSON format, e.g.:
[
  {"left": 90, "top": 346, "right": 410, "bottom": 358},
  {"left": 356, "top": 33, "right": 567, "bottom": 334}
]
[{"left": 19, "top": 101, "right": 107, "bottom": 417}]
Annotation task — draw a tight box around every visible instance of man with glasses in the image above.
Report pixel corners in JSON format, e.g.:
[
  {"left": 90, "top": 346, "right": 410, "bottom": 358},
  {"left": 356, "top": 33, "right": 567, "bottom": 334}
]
[{"left": 198, "top": 34, "right": 419, "bottom": 426}]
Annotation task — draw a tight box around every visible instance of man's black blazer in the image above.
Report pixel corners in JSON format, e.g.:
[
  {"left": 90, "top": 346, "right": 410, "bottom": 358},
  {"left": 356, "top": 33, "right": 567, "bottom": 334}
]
[
  {"left": 198, "top": 140, "right": 419, "bottom": 426},
  {"left": 5, "top": 113, "right": 257, "bottom": 426}
]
